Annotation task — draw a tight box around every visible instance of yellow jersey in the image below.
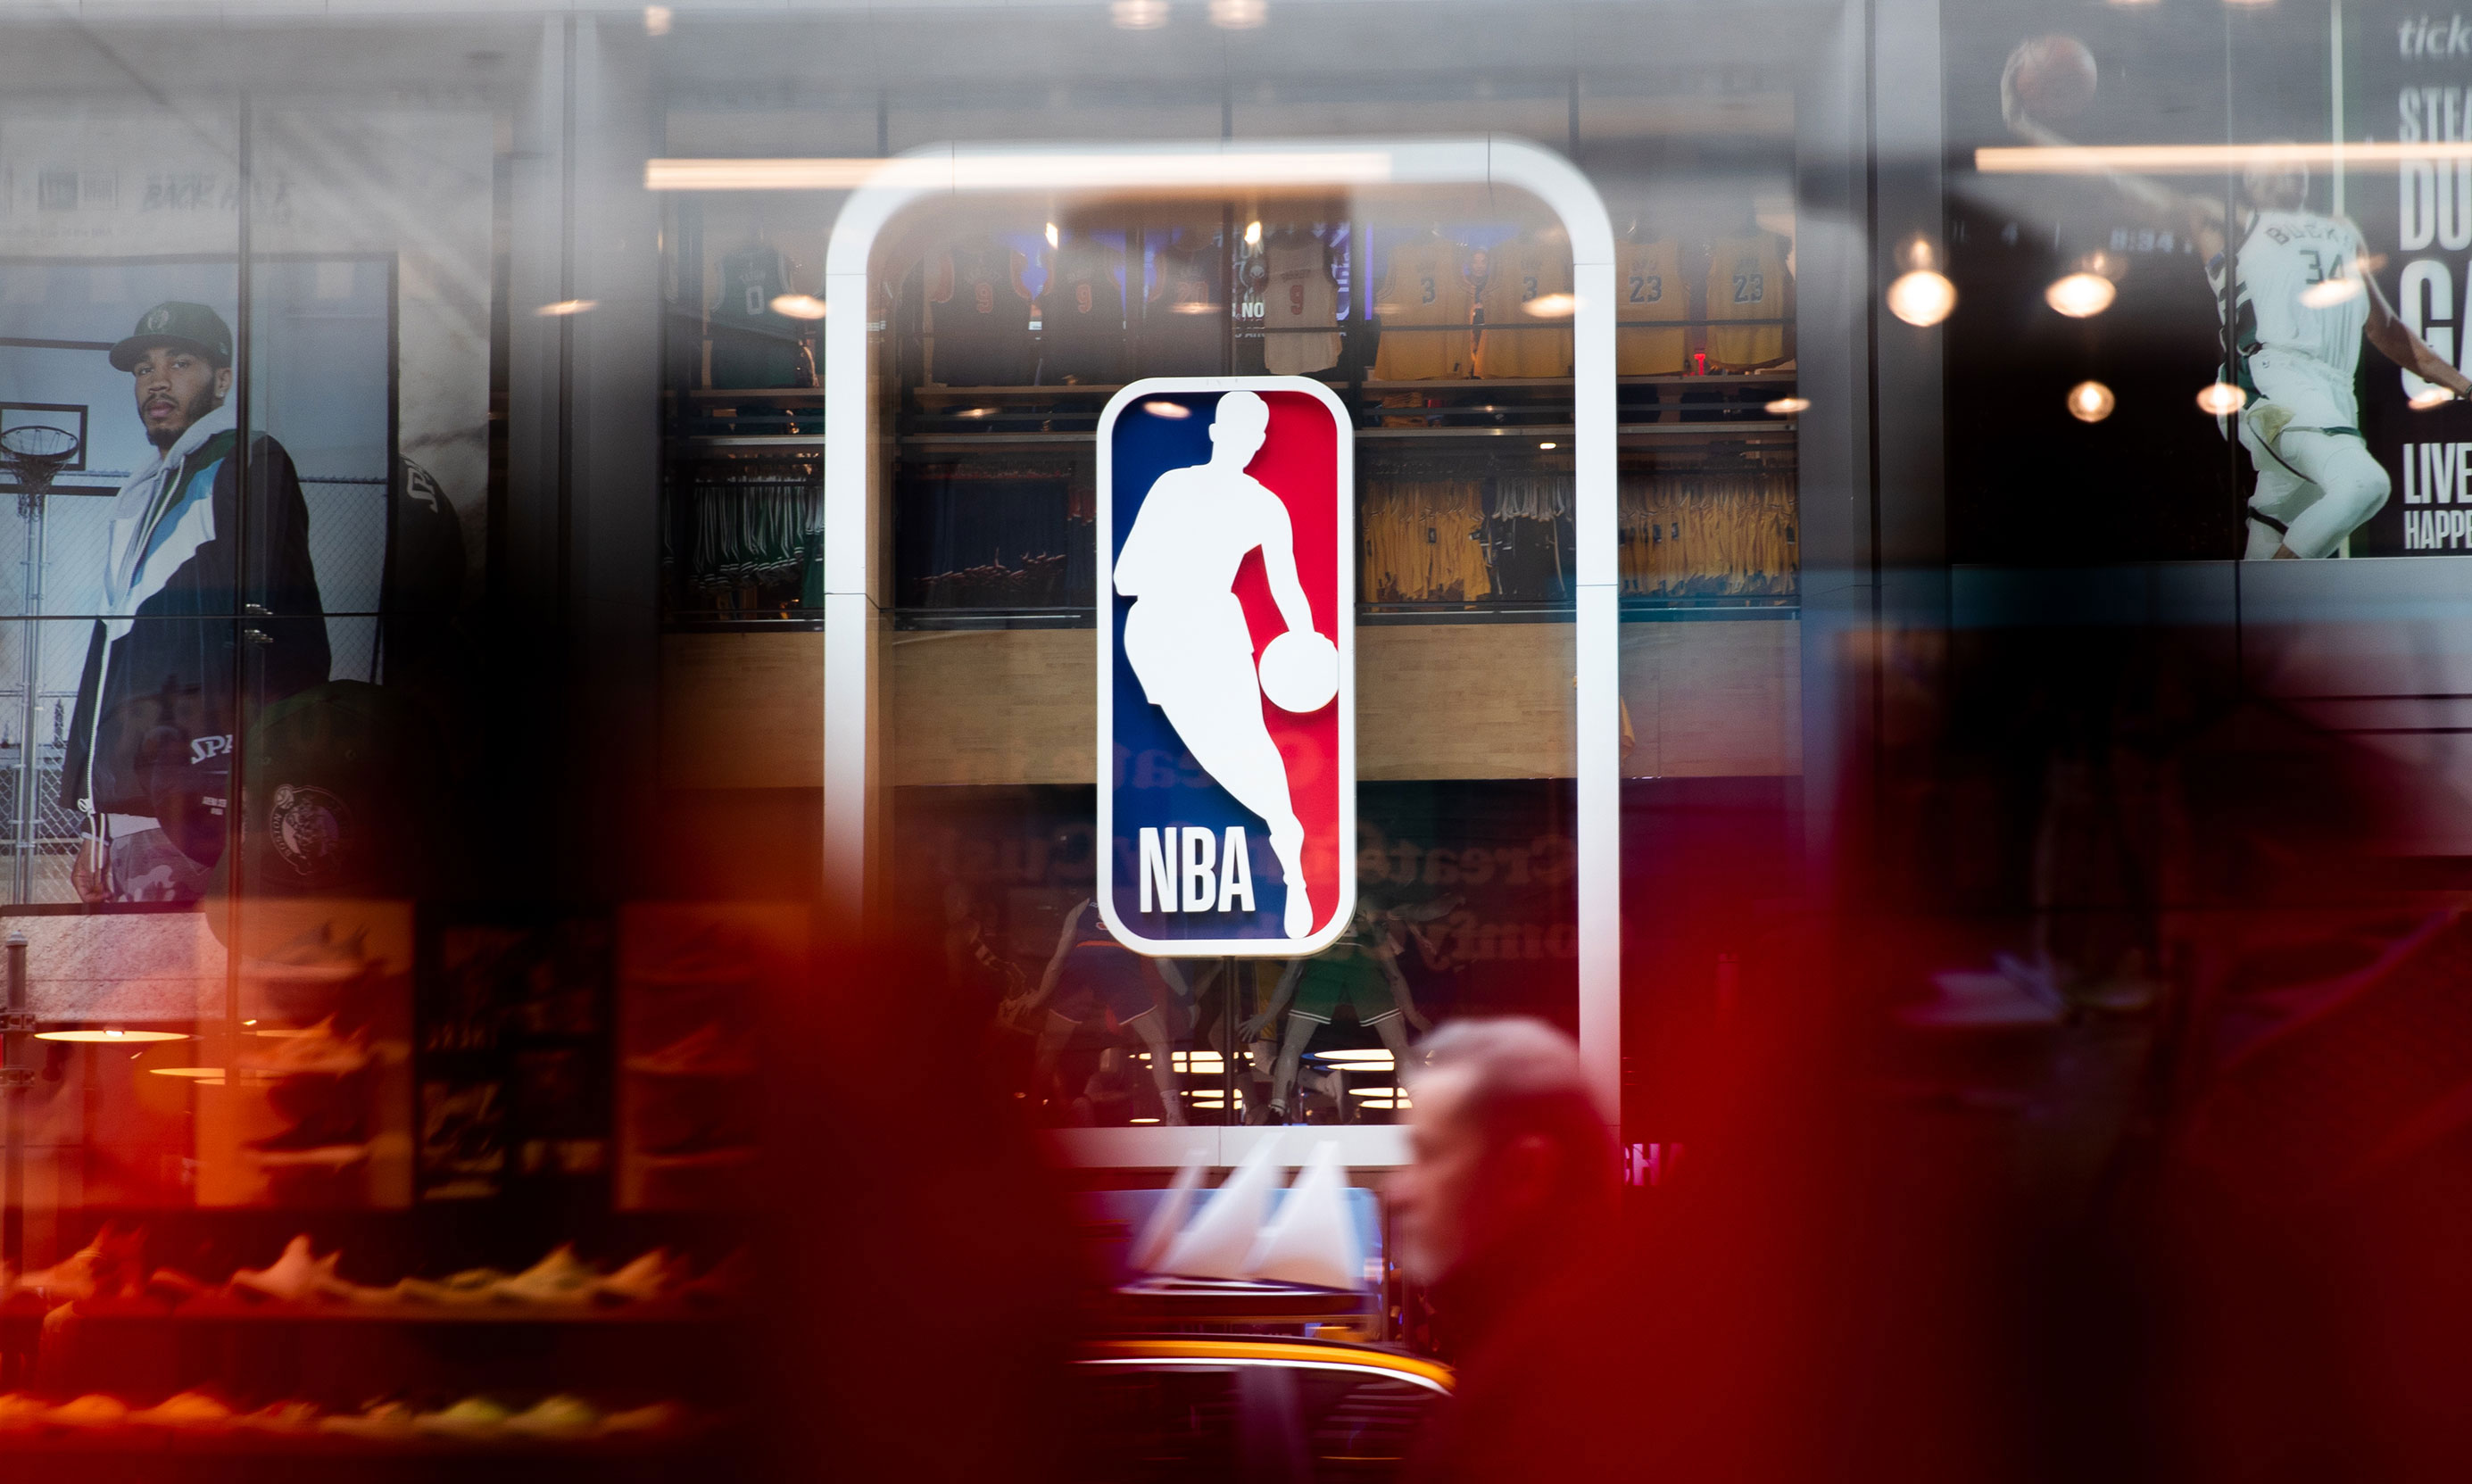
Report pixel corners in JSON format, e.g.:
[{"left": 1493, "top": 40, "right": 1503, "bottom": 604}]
[
  {"left": 1373, "top": 236, "right": 1472, "bottom": 381},
  {"left": 1616, "top": 236, "right": 1689, "bottom": 376},
  {"left": 1472, "top": 231, "right": 1573, "bottom": 379},
  {"left": 1705, "top": 230, "right": 1790, "bottom": 369}
]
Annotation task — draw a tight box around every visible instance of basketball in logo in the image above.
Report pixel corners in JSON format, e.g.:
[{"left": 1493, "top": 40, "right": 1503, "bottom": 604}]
[{"left": 1097, "top": 378, "right": 1355, "bottom": 956}]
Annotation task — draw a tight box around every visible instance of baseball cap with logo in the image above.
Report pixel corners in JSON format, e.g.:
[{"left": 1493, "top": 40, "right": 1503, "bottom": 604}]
[{"left": 109, "top": 301, "right": 234, "bottom": 372}]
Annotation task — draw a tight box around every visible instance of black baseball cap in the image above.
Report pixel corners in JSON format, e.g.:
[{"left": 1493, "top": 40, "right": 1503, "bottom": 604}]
[{"left": 109, "top": 302, "right": 234, "bottom": 372}]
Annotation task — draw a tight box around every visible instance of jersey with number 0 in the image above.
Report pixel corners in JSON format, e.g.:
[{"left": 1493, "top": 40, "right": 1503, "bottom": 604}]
[
  {"left": 1264, "top": 231, "right": 1340, "bottom": 376},
  {"left": 709, "top": 245, "right": 809, "bottom": 389},
  {"left": 2211, "top": 210, "right": 2368, "bottom": 375},
  {"left": 1705, "top": 231, "right": 1790, "bottom": 369},
  {"left": 1373, "top": 236, "right": 1472, "bottom": 381},
  {"left": 1473, "top": 232, "right": 1573, "bottom": 378},
  {"left": 1617, "top": 236, "right": 1689, "bottom": 376}
]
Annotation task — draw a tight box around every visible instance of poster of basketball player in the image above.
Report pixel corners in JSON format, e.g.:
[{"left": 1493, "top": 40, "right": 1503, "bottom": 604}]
[
  {"left": 0, "top": 107, "right": 493, "bottom": 1209},
  {"left": 0, "top": 108, "right": 493, "bottom": 908},
  {"left": 2347, "top": 5, "right": 2472, "bottom": 555}
]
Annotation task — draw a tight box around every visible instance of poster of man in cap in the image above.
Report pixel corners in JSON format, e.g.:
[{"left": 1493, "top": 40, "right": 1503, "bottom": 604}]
[{"left": 61, "top": 298, "right": 328, "bottom": 901}]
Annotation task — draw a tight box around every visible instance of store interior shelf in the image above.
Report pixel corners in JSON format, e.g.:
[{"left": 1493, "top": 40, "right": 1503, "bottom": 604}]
[
  {"left": 49, "top": 1299, "right": 751, "bottom": 1327},
  {"left": 679, "top": 387, "right": 823, "bottom": 403},
  {"left": 669, "top": 434, "right": 825, "bottom": 453}
]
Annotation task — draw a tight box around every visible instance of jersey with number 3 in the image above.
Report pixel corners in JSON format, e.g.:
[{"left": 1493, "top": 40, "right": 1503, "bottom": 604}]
[
  {"left": 2213, "top": 210, "right": 2368, "bottom": 375},
  {"left": 1473, "top": 231, "right": 1573, "bottom": 378},
  {"left": 1373, "top": 236, "right": 1472, "bottom": 381},
  {"left": 1617, "top": 236, "right": 1689, "bottom": 375},
  {"left": 1705, "top": 231, "right": 1790, "bottom": 369}
]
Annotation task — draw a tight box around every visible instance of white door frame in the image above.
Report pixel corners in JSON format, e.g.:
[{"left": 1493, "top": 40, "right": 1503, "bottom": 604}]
[{"left": 822, "top": 137, "right": 1619, "bottom": 1167}]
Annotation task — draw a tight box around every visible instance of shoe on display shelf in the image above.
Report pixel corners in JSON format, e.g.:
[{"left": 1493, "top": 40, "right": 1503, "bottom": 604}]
[
  {"left": 231, "top": 1234, "right": 342, "bottom": 1303},
  {"left": 397, "top": 1268, "right": 511, "bottom": 1306},
  {"left": 9, "top": 1221, "right": 146, "bottom": 1302},
  {"left": 319, "top": 1401, "right": 419, "bottom": 1438},
  {"left": 50, "top": 1394, "right": 129, "bottom": 1430},
  {"left": 245, "top": 1135, "right": 376, "bottom": 1171},
  {"left": 238, "top": 1015, "right": 375, "bottom": 1076},
  {"left": 142, "top": 1266, "right": 211, "bottom": 1305},
  {"left": 494, "top": 1245, "right": 600, "bottom": 1306},
  {"left": 415, "top": 1395, "right": 514, "bottom": 1438},
  {"left": 128, "top": 1391, "right": 236, "bottom": 1430},
  {"left": 596, "top": 1248, "right": 683, "bottom": 1305},
  {"left": 236, "top": 1400, "right": 322, "bottom": 1433},
  {"left": 504, "top": 1394, "right": 601, "bottom": 1439},
  {"left": 0, "top": 1394, "right": 50, "bottom": 1430},
  {"left": 599, "top": 1400, "right": 687, "bottom": 1437}
]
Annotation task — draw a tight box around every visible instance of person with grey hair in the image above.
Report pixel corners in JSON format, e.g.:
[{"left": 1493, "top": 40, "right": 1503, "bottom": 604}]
[{"left": 1392, "top": 1017, "right": 1628, "bottom": 1484}]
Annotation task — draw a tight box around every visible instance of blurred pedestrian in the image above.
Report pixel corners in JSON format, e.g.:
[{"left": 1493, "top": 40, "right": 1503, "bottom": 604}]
[{"left": 1392, "top": 1018, "right": 1627, "bottom": 1483}]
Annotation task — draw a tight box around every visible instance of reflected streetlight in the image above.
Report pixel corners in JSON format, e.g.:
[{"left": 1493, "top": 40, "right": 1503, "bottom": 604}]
[
  {"left": 2410, "top": 384, "right": 2459, "bottom": 410},
  {"left": 769, "top": 294, "right": 826, "bottom": 320},
  {"left": 1112, "top": 0, "right": 1170, "bottom": 28},
  {"left": 1764, "top": 396, "right": 1811, "bottom": 416},
  {"left": 2067, "top": 380, "right": 2116, "bottom": 422},
  {"left": 535, "top": 300, "right": 595, "bottom": 317},
  {"left": 1887, "top": 269, "right": 1956, "bottom": 327},
  {"left": 2045, "top": 271, "right": 2117, "bottom": 318},
  {"left": 1209, "top": 0, "right": 1266, "bottom": 28}
]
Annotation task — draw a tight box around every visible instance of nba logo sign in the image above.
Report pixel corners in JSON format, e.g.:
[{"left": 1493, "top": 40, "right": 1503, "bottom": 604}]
[{"left": 1097, "top": 377, "right": 1355, "bottom": 956}]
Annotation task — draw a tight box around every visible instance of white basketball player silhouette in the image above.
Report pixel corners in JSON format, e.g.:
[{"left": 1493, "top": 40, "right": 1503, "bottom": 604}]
[{"left": 1116, "top": 391, "right": 1329, "bottom": 939}]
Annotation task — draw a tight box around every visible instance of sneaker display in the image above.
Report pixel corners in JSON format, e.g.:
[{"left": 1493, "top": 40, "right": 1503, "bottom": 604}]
[
  {"left": 238, "top": 1016, "right": 374, "bottom": 1076},
  {"left": 397, "top": 1268, "right": 510, "bottom": 1306},
  {"left": 236, "top": 1400, "right": 322, "bottom": 1433},
  {"left": 50, "top": 1393, "right": 129, "bottom": 1429},
  {"left": 13, "top": 1222, "right": 146, "bottom": 1301},
  {"left": 494, "top": 1245, "right": 599, "bottom": 1306},
  {"left": 414, "top": 1395, "right": 513, "bottom": 1438},
  {"left": 245, "top": 1133, "right": 375, "bottom": 1170},
  {"left": 0, "top": 1394, "right": 49, "bottom": 1430},
  {"left": 231, "top": 1234, "right": 341, "bottom": 1303},
  {"left": 129, "top": 1391, "right": 236, "bottom": 1430},
  {"left": 319, "top": 1401, "right": 417, "bottom": 1438},
  {"left": 143, "top": 1267, "right": 210, "bottom": 1305},
  {"left": 599, "top": 1401, "right": 686, "bottom": 1437},
  {"left": 504, "top": 1394, "right": 601, "bottom": 1439},
  {"left": 595, "top": 1248, "right": 679, "bottom": 1305}
]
